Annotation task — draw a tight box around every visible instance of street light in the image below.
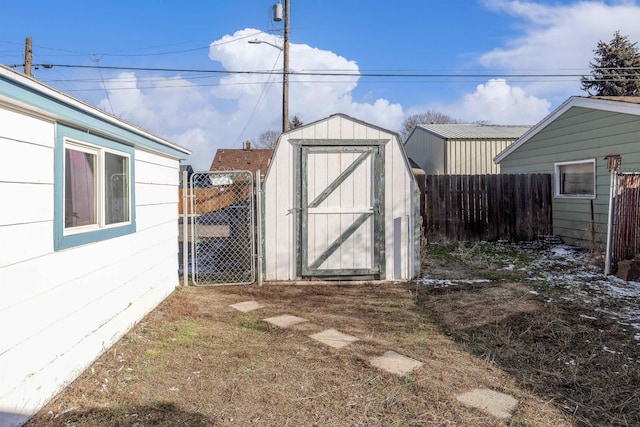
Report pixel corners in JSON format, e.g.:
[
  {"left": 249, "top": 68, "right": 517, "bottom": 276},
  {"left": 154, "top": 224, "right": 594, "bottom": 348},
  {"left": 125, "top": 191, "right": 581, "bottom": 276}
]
[
  {"left": 248, "top": 0, "right": 289, "bottom": 133},
  {"left": 248, "top": 39, "right": 282, "bottom": 51}
]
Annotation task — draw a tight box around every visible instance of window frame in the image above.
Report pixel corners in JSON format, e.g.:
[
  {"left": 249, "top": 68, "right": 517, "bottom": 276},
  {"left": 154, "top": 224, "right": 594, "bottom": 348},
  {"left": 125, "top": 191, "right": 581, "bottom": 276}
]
[
  {"left": 554, "top": 159, "right": 596, "bottom": 199},
  {"left": 55, "top": 124, "right": 136, "bottom": 250}
]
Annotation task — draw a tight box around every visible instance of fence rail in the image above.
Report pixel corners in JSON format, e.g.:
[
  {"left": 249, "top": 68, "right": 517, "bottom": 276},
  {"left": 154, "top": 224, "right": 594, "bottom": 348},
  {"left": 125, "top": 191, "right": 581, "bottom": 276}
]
[{"left": 422, "top": 174, "right": 552, "bottom": 242}]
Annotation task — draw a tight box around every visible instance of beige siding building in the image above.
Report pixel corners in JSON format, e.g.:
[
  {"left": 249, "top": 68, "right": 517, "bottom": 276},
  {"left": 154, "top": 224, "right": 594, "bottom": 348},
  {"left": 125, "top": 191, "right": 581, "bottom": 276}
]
[{"left": 404, "top": 124, "right": 531, "bottom": 175}]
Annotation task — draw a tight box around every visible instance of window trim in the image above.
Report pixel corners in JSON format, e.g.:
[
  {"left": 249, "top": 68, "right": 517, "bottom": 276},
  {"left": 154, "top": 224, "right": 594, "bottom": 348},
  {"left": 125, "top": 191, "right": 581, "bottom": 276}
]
[
  {"left": 554, "top": 159, "right": 596, "bottom": 199},
  {"left": 54, "top": 124, "right": 136, "bottom": 250}
]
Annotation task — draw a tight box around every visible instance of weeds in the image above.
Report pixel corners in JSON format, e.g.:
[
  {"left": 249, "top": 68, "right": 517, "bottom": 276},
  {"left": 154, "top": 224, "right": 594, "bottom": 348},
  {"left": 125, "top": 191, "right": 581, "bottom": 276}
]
[{"left": 416, "top": 241, "right": 640, "bottom": 426}]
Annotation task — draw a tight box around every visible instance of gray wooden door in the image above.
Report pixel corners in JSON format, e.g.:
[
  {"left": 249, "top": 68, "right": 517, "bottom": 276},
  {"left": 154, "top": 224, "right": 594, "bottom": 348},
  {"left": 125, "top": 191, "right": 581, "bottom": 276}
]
[{"left": 300, "top": 145, "right": 384, "bottom": 278}]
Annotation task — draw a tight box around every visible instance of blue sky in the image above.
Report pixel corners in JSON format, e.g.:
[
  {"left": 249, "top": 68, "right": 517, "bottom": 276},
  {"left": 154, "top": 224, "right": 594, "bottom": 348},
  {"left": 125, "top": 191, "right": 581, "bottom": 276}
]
[{"left": 2, "top": 0, "right": 640, "bottom": 169}]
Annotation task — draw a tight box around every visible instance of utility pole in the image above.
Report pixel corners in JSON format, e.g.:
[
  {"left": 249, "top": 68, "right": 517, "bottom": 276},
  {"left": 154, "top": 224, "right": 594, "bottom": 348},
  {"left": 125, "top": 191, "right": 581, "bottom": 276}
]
[
  {"left": 24, "top": 37, "right": 33, "bottom": 77},
  {"left": 282, "top": 0, "right": 290, "bottom": 133}
]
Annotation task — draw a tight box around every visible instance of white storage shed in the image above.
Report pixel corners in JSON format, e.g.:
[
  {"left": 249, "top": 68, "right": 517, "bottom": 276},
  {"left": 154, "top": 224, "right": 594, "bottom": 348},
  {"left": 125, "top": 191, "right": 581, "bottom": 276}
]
[
  {"left": 262, "top": 114, "right": 420, "bottom": 282},
  {"left": 0, "top": 65, "right": 190, "bottom": 426}
]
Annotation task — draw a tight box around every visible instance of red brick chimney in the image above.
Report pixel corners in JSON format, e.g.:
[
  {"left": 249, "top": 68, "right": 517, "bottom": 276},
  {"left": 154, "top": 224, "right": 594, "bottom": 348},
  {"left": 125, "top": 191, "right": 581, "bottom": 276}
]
[{"left": 245, "top": 140, "right": 252, "bottom": 150}]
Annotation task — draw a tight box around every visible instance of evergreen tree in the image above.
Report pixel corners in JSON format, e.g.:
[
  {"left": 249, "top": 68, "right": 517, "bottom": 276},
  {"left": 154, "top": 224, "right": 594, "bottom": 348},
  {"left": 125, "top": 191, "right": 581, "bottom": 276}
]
[
  {"left": 581, "top": 31, "right": 640, "bottom": 96},
  {"left": 289, "top": 115, "right": 303, "bottom": 129}
]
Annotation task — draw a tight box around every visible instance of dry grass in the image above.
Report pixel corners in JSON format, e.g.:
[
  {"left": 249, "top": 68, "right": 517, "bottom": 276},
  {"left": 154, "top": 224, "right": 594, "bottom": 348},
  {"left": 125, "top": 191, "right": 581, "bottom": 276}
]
[
  {"left": 416, "top": 242, "right": 640, "bottom": 427},
  {"left": 26, "top": 282, "right": 572, "bottom": 426}
]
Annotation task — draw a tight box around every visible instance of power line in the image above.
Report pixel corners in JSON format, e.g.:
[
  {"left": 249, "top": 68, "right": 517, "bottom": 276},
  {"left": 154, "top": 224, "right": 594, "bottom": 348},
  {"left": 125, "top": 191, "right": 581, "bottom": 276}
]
[
  {"left": 0, "top": 30, "right": 279, "bottom": 59},
  {"left": 17, "top": 63, "right": 640, "bottom": 79}
]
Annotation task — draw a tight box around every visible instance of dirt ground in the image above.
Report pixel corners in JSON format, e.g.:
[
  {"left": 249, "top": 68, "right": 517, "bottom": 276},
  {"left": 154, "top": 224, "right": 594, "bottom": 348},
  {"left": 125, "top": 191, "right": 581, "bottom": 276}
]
[{"left": 26, "top": 241, "right": 639, "bottom": 426}]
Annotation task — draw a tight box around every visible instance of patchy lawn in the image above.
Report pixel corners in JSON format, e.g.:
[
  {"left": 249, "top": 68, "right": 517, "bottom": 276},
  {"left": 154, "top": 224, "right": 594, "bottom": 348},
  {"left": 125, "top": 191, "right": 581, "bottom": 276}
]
[
  {"left": 416, "top": 241, "right": 640, "bottom": 427},
  {"left": 26, "top": 273, "right": 573, "bottom": 426}
]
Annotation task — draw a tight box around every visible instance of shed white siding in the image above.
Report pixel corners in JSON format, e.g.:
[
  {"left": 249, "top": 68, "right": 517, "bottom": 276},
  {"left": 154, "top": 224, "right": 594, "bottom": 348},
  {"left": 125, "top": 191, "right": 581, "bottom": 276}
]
[
  {"left": 263, "top": 114, "right": 418, "bottom": 281},
  {"left": 0, "top": 69, "right": 188, "bottom": 426}
]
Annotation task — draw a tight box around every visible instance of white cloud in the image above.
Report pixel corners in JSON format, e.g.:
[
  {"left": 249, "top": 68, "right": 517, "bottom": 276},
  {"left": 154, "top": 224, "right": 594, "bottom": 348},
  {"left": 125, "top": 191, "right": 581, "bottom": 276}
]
[
  {"left": 453, "top": 79, "right": 550, "bottom": 124},
  {"left": 415, "top": 79, "right": 550, "bottom": 124},
  {"left": 479, "top": 1, "right": 640, "bottom": 98},
  {"left": 97, "top": 28, "right": 403, "bottom": 170},
  {"left": 405, "top": 1, "right": 640, "bottom": 128}
]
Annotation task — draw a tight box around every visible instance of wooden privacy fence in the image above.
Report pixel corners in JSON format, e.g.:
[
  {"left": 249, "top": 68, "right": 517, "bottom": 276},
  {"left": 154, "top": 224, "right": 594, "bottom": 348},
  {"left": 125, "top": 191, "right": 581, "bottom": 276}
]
[{"left": 421, "top": 174, "right": 552, "bottom": 242}]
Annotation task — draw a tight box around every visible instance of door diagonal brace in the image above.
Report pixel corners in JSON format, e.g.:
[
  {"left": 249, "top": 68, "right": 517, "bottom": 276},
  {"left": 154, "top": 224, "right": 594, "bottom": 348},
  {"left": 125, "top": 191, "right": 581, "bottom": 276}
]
[
  {"left": 308, "top": 150, "right": 372, "bottom": 208},
  {"left": 308, "top": 212, "right": 371, "bottom": 270}
]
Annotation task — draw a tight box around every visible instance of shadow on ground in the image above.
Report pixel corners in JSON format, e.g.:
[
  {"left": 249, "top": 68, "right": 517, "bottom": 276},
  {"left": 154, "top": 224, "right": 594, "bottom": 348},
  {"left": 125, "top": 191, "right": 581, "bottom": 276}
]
[{"left": 26, "top": 401, "right": 212, "bottom": 427}]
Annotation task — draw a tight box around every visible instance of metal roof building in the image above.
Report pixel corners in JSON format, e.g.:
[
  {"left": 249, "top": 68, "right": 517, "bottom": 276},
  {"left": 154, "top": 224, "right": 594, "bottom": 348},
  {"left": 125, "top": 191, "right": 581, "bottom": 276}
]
[{"left": 404, "top": 124, "right": 531, "bottom": 175}]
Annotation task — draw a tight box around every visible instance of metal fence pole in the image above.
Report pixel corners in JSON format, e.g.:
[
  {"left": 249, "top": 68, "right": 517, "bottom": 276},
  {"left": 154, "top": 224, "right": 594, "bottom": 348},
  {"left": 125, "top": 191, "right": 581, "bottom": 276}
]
[
  {"left": 256, "top": 170, "right": 263, "bottom": 286},
  {"left": 182, "top": 170, "right": 189, "bottom": 287}
]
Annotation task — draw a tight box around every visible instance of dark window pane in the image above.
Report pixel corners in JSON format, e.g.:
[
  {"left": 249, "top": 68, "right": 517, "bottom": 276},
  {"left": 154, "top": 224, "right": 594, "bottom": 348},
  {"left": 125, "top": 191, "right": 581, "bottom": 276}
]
[{"left": 559, "top": 163, "right": 594, "bottom": 195}]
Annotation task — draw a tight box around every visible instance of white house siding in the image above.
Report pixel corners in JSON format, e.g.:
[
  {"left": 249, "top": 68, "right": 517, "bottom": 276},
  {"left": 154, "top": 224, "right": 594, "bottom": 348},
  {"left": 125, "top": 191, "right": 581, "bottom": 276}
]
[
  {"left": 499, "top": 105, "right": 640, "bottom": 249},
  {"left": 0, "top": 106, "right": 183, "bottom": 424},
  {"left": 263, "top": 114, "right": 417, "bottom": 281}
]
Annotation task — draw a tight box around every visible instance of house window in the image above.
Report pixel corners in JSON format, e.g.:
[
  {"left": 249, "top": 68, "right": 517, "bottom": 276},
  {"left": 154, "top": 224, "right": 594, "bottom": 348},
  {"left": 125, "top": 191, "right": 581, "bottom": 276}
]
[
  {"left": 555, "top": 159, "right": 595, "bottom": 198},
  {"left": 55, "top": 124, "right": 135, "bottom": 250},
  {"left": 64, "top": 140, "right": 131, "bottom": 234}
]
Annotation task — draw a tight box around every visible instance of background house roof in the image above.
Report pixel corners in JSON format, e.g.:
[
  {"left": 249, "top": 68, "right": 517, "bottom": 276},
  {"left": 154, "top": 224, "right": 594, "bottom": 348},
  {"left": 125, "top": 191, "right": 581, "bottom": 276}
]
[
  {"left": 416, "top": 124, "right": 532, "bottom": 140},
  {"left": 209, "top": 141, "right": 273, "bottom": 176},
  {"left": 588, "top": 96, "right": 640, "bottom": 104}
]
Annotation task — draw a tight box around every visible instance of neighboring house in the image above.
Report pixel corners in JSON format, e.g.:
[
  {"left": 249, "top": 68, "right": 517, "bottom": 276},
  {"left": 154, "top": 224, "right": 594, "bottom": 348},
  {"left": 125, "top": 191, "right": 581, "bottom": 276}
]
[
  {"left": 179, "top": 163, "right": 194, "bottom": 187},
  {"left": 0, "top": 65, "right": 190, "bottom": 426},
  {"left": 262, "top": 113, "right": 420, "bottom": 282},
  {"left": 209, "top": 140, "right": 273, "bottom": 179},
  {"left": 404, "top": 124, "right": 531, "bottom": 174},
  {"left": 495, "top": 96, "right": 640, "bottom": 250}
]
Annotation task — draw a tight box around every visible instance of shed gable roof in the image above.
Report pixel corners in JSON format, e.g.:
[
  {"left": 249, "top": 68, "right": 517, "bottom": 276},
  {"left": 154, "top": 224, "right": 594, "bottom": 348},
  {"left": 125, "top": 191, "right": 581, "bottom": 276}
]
[
  {"left": 416, "top": 123, "right": 532, "bottom": 140},
  {"left": 289, "top": 112, "right": 400, "bottom": 137},
  {"left": 495, "top": 96, "right": 640, "bottom": 164}
]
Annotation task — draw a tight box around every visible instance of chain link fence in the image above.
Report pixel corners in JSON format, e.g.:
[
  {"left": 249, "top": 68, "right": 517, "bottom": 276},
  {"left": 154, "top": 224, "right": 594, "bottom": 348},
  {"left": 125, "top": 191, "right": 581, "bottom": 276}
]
[{"left": 181, "top": 170, "right": 255, "bottom": 285}]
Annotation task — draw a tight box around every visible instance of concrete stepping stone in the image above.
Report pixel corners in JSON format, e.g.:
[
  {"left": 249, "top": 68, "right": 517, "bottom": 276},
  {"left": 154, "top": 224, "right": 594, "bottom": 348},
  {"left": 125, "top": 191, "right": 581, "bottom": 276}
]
[
  {"left": 230, "top": 301, "right": 264, "bottom": 313},
  {"left": 309, "top": 328, "right": 359, "bottom": 349},
  {"left": 263, "top": 314, "right": 308, "bottom": 328},
  {"left": 456, "top": 388, "right": 518, "bottom": 419},
  {"left": 370, "top": 350, "right": 423, "bottom": 376}
]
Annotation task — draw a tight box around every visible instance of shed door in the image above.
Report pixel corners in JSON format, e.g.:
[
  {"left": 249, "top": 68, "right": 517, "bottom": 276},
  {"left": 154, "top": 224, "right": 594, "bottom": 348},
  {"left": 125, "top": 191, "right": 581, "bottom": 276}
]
[{"left": 300, "top": 145, "right": 384, "bottom": 278}]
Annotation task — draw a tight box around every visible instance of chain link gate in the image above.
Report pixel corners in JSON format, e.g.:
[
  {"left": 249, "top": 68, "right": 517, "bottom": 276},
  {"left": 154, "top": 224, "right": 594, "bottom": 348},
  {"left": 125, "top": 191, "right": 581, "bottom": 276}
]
[{"left": 185, "top": 170, "right": 256, "bottom": 285}]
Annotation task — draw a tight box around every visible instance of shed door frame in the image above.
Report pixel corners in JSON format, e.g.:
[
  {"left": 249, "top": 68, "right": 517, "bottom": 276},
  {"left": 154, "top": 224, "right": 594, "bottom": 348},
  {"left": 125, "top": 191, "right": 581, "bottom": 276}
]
[{"left": 292, "top": 139, "right": 388, "bottom": 279}]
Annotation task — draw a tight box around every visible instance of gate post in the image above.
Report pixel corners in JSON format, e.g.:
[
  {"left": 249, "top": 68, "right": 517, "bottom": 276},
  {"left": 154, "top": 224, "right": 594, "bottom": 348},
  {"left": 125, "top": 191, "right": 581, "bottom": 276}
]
[
  {"left": 256, "top": 170, "right": 263, "bottom": 286},
  {"left": 182, "top": 170, "right": 189, "bottom": 287},
  {"left": 604, "top": 154, "right": 621, "bottom": 275}
]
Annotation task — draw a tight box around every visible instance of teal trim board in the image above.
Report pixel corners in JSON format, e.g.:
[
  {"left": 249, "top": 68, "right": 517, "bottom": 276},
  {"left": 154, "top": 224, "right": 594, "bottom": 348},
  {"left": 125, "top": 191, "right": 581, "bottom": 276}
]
[{"left": 54, "top": 123, "right": 136, "bottom": 250}]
